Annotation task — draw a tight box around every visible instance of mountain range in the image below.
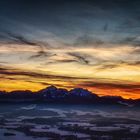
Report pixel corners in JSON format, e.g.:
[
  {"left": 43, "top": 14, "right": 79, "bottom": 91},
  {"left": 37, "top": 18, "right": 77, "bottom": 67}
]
[{"left": 0, "top": 85, "right": 140, "bottom": 106}]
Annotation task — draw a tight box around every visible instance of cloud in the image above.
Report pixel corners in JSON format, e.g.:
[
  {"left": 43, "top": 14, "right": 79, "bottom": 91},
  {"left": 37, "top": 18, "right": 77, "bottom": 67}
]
[
  {"left": 118, "top": 36, "right": 140, "bottom": 46},
  {"left": 103, "top": 23, "right": 109, "bottom": 32},
  {"left": 0, "top": 65, "right": 87, "bottom": 81},
  {"left": 96, "top": 60, "right": 140, "bottom": 71},
  {"left": 29, "top": 51, "right": 54, "bottom": 60},
  {"left": 0, "top": 32, "right": 38, "bottom": 46},
  {"left": 96, "top": 63, "right": 119, "bottom": 70},
  {"left": 67, "top": 52, "right": 90, "bottom": 65},
  {"left": 118, "top": 18, "right": 140, "bottom": 32},
  {"left": 0, "top": 31, "right": 57, "bottom": 60},
  {"left": 74, "top": 35, "right": 104, "bottom": 46},
  {"left": 77, "top": 81, "right": 140, "bottom": 92},
  {"left": 46, "top": 59, "right": 78, "bottom": 64},
  {"left": 131, "top": 47, "right": 140, "bottom": 54},
  {"left": 121, "top": 60, "right": 140, "bottom": 66}
]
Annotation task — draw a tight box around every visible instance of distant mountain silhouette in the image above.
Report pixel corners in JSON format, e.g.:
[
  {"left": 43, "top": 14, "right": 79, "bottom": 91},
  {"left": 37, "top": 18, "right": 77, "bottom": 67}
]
[{"left": 0, "top": 85, "right": 139, "bottom": 106}]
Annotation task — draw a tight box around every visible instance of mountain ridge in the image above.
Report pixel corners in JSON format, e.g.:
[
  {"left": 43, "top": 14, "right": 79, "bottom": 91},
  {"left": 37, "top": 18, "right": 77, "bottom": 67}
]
[{"left": 0, "top": 85, "right": 139, "bottom": 106}]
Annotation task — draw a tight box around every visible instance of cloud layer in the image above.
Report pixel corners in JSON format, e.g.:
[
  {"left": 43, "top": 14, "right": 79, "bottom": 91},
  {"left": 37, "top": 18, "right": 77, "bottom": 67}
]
[{"left": 0, "top": 0, "right": 140, "bottom": 99}]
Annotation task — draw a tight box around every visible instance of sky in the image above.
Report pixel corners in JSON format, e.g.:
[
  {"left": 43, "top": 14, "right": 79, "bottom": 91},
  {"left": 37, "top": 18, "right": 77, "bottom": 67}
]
[{"left": 0, "top": 0, "right": 140, "bottom": 99}]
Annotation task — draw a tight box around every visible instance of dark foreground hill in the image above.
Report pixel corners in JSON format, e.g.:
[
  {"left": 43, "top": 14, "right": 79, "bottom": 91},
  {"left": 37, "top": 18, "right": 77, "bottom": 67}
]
[{"left": 0, "top": 85, "right": 139, "bottom": 106}]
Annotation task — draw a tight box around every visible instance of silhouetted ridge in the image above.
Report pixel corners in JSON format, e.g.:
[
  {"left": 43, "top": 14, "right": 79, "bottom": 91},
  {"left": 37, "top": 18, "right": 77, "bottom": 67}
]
[
  {"left": 39, "top": 85, "right": 68, "bottom": 98},
  {"left": 0, "top": 86, "right": 139, "bottom": 106},
  {"left": 71, "top": 88, "right": 98, "bottom": 97}
]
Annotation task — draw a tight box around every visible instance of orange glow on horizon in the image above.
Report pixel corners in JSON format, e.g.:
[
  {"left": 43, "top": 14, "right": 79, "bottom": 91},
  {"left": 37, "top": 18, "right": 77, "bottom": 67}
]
[
  {"left": 0, "top": 80, "right": 140, "bottom": 99},
  {"left": 0, "top": 41, "right": 140, "bottom": 99}
]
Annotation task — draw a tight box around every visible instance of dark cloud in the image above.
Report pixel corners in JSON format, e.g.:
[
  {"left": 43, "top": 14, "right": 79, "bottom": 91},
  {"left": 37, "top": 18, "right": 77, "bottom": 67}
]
[
  {"left": 77, "top": 81, "right": 140, "bottom": 92},
  {"left": 68, "top": 52, "right": 90, "bottom": 65},
  {"left": 131, "top": 47, "right": 140, "bottom": 54},
  {"left": 24, "top": 80, "right": 51, "bottom": 86},
  {"left": 0, "top": 31, "right": 55, "bottom": 60},
  {"left": 96, "top": 60, "right": 140, "bottom": 71},
  {"left": 0, "top": 75, "right": 17, "bottom": 81},
  {"left": 74, "top": 35, "right": 104, "bottom": 46},
  {"left": 118, "top": 36, "right": 140, "bottom": 46},
  {"left": 118, "top": 17, "right": 140, "bottom": 33},
  {"left": 46, "top": 59, "right": 78, "bottom": 65},
  {"left": 28, "top": 44, "right": 54, "bottom": 60},
  {"left": 5, "top": 32, "right": 38, "bottom": 46},
  {"left": 121, "top": 61, "right": 140, "bottom": 66},
  {"left": 29, "top": 51, "right": 55, "bottom": 60},
  {"left": 97, "top": 64, "right": 118, "bottom": 70},
  {"left": 0, "top": 0, "right": 139, "bottom": 44},
  {"left": 0, "top": 32, "right": 50, "bottom": 48},
  {"left": 103, "top": 23, "right": 109, "bottom": 32},
  {"left": 0, "top": 65, "right": 87, "bottom": 80},
  {"left": 0, "top": 67, "right": 9, "bottom": 71}
]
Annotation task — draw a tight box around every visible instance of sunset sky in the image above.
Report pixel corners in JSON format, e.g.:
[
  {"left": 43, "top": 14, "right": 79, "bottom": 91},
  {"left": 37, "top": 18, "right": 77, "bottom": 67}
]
[{"left": 0, "top": 0, "right": 140, "bottom": 99}]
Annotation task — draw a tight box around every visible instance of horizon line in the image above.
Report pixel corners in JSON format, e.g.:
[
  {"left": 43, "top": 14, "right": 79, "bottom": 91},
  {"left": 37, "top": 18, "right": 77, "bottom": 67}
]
[{"left": 0, "top": 85, "right": 137, "bottom": 100}]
